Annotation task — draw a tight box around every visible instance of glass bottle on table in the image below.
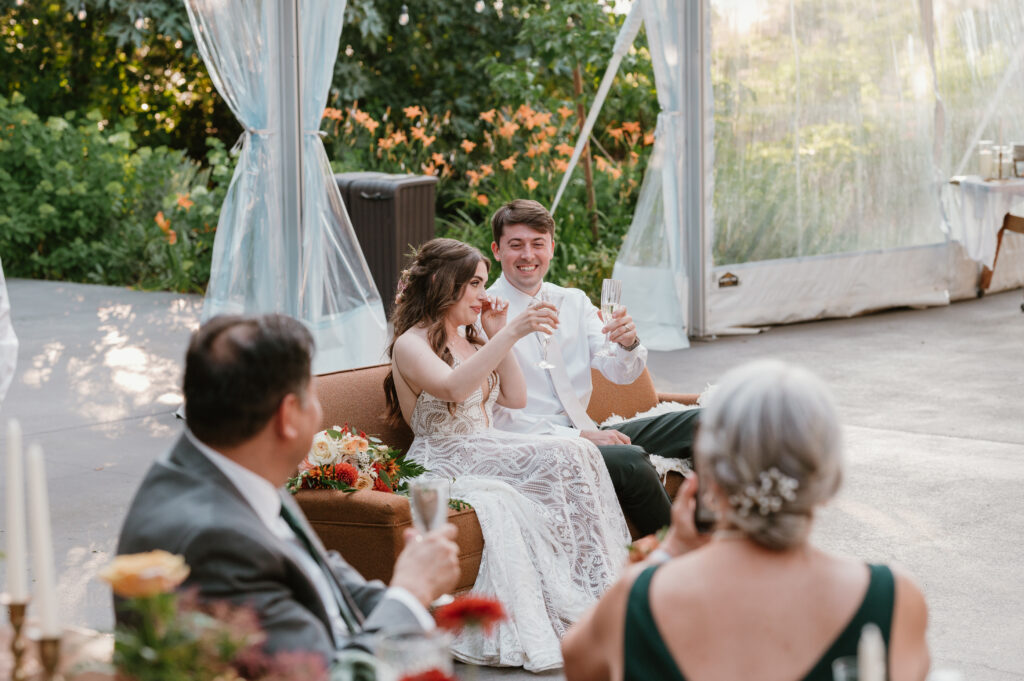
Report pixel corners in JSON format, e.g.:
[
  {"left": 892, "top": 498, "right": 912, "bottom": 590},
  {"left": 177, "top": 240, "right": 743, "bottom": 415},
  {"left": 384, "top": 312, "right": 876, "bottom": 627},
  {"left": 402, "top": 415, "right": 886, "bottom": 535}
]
[
  {"left": 595, "top": 279, "right": 622, "bottom": 358},
  {"left": 978, "top": 140, "right": 993, "bottom": 179}
]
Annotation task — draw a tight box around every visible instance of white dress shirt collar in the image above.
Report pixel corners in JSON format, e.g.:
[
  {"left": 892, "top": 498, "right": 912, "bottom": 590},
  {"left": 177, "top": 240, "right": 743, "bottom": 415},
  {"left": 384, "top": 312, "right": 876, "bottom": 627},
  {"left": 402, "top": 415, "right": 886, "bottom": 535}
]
[{"left": 184, "top": 429, "right": 282, "bottom": 527}]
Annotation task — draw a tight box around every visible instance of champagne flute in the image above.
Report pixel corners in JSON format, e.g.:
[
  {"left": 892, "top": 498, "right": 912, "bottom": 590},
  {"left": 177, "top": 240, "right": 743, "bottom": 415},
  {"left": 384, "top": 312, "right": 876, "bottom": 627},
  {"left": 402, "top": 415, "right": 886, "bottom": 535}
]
[
  {"left": 533, "top": 287, "right": 562, "bottom": 370},
  {"left": 595, "top": 278, "right": 622, "bottom": 358},
  {"left": 408, "top": 478, "right": 454, "bottom": 606}
]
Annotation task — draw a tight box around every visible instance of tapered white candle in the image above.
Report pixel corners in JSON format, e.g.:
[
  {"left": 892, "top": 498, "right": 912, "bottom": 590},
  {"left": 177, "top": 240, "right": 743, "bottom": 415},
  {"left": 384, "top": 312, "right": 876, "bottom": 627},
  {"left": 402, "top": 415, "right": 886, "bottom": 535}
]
[
  {"left": 5, "top": 419, "right": 28, "bottom": 601},
  {"left": 26, "top": 443, "right": 60, "bottom": 637}
]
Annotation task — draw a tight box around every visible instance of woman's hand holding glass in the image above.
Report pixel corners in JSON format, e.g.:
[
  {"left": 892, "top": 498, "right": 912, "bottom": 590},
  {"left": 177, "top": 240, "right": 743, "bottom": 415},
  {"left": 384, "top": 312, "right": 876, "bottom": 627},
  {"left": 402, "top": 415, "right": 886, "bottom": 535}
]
[
  {"left": 508, "top": 298, "right": 559, "bottom": 341},
  {"left": 479, "top": 295, "right": 509, "bottom": 339}
]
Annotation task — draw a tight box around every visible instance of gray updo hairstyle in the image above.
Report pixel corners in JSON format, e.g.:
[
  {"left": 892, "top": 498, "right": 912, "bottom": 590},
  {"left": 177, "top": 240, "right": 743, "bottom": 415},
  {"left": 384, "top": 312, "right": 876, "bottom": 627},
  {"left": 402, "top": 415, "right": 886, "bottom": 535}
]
[{"left": 695, "top": 359, "right": 843, "bottom": 550}]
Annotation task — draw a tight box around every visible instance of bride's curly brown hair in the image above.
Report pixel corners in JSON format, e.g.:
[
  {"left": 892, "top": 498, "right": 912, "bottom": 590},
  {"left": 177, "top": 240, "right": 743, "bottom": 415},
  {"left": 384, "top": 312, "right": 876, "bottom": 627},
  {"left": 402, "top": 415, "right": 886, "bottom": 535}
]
[{"left": 383, "top": 238, "right": 494, "bottom": 425}]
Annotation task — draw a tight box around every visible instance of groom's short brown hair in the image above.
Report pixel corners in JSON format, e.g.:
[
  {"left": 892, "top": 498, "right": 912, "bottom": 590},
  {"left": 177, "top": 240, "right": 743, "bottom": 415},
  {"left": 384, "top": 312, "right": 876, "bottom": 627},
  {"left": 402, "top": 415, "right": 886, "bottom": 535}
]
[{"left": 491, "top": 199, "right": 555, "bottom": 245}]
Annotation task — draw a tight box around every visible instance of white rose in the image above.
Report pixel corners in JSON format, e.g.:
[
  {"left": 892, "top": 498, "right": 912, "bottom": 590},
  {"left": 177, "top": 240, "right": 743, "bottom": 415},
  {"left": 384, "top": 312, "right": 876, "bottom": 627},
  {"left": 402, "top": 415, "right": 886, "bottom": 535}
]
[
  {"left": 355, "top": 471, "right": 375, "bottom": 490},
  {"left": 308, "top": 432, "right": 338, "bottom": 466}
]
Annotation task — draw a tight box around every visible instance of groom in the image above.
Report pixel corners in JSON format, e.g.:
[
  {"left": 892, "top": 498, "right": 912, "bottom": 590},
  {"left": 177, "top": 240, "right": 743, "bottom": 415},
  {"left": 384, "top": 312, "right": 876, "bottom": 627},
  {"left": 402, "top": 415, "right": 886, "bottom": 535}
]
[
  {"left": 487, "top": 199, "right": 701, "bottom": 536},
  {"left": 116, "top": 314, "right": 459, "bottom": 663}
]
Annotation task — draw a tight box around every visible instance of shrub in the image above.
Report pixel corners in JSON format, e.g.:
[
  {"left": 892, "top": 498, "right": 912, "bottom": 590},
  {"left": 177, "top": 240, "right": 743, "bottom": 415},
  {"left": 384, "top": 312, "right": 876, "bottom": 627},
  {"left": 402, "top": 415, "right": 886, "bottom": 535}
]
[{"left": 0, "top": 93, "right": 230, "bottom": 292}]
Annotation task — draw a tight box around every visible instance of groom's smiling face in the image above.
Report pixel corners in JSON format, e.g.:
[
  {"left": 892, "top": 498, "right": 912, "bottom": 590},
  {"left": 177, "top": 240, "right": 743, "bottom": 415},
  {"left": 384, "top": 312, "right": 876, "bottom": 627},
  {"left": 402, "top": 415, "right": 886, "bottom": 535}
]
[{"left": 491, "top": 223, "right": 554, "bottom": 296}]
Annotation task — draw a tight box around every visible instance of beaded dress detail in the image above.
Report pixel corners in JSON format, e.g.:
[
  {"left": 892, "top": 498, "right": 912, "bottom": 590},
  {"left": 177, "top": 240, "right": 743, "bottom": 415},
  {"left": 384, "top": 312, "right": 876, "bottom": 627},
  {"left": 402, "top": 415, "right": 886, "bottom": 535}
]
[{"left": 406, "top": 360, "right": 629, "bottom": 671}]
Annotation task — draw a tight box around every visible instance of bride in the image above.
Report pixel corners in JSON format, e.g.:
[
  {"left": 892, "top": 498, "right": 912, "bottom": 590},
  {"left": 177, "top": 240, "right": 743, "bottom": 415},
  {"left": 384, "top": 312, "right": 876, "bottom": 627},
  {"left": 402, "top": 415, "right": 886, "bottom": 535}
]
[{"left": 384, "top": 238, "right": 630, "bottom": 671}]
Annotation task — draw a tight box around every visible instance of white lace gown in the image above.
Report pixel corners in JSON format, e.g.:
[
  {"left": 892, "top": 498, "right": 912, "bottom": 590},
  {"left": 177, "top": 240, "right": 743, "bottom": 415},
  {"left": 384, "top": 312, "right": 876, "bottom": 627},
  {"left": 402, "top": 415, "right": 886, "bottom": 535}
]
[{"left": 406, "top": 370, "right": 630, "bottom": 671}]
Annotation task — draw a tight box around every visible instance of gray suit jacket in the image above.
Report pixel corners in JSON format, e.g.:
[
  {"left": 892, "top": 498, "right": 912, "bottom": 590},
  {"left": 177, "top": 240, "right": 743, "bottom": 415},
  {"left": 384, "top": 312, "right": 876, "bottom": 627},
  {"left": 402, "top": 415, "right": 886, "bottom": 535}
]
[{"left": 116, "top": 432, "right": 425, "bottom": 661}]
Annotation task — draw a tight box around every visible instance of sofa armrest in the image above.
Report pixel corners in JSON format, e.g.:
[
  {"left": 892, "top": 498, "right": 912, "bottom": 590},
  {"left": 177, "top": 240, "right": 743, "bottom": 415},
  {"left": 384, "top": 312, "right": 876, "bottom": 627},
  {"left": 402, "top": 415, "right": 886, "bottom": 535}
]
[{"left": 656, "top": 391, "right": 700, "bottom": 405}]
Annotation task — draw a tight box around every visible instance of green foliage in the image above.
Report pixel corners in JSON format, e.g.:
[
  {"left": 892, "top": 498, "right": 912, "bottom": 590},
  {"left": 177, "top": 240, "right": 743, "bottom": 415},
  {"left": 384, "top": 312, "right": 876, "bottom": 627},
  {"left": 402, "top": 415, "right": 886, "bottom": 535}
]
[{"left": 0, "top": 94, "right": 231, "bottom": 292}]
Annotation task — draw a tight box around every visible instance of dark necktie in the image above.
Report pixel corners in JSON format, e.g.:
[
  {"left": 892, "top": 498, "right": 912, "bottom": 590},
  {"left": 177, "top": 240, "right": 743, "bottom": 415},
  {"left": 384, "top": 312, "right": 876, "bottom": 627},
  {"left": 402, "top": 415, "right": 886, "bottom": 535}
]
[{"left": 279, "top": 501, "right": 362, "bottom": 634}]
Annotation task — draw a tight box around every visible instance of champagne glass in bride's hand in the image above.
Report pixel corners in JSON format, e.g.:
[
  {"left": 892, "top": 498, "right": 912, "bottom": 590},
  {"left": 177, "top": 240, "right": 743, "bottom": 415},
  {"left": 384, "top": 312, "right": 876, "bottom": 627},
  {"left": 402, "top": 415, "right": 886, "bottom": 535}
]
[
  {"left": 533, "top": 288, "right": 563, "bottom": 370},
  {"left": 409, "top": 478, "right": 455, "bottom": 606},
  {"left": 595, "top": 278, "right": 622, "bottom": 358}
]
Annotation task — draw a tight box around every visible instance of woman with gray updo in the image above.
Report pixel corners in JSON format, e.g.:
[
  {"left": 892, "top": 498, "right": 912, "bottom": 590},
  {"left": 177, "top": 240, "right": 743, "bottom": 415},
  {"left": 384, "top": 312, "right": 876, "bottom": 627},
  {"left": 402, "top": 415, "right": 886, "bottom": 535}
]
[{"left": 563, "top": 359, "right": 931, "bottom": 681}]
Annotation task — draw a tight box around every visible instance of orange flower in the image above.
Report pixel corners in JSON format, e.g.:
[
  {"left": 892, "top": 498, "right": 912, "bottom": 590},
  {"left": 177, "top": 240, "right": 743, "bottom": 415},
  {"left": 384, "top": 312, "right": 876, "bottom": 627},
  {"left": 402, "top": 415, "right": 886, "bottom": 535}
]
[
  {"left": 532, "top": 111, "right": 552, "bottom": 127},
  {"left": 480, "top": 164, "right": 494, "bottom": 177},
  {"left": 545, "top": 125, "right": 558, "bottom": 137},
  {"left": 536, "top": 140, "right": 552, "bottom": 154},
  {"left": 607, "top": 165, "right": 622, "bottom": 180},
  {"left": 460, "top": 140, "right": 477, "bottom": 153},
  {"left": 431, "top": 152, "right": 446, "bottom": 166},
  {"left": 322, "top": 107, "right": 343, "bottom": 121},
  {"left": 466, "top": 169, "right": 481, "bottom": 186},
  {"left": 422, "top": 163, "right": 438, "bottom": 175},
  {"left": 514, "top": 104, "right": 536, "bottom": 122},
  {"left": 621, "top": 121, "right": 641, "bottom": 134},
  {"left": 552, "top": 158, "right": 569, "bottom": 173},
  {"left": 391, "top": 130, "right": 408, "bottom": 145},
  {"left": 167, "top": 231, "right": 178, "bottom": 245},
  {"left": 557, "top": 105, "right": 574, "bottom": 119},
  {"left": 628, "top": 535, "right": 661, "bottom": 563},
  {"left": 410, "top": 127, "right": 426, "bottom": 141},
  {"left": 154, "top": 211, "right": 171, "bottom": 233},
  {"left": 629, "top": 150, "right": 640, "bottom": 165},
  {"left": 378, "top": 137, "right": 395, "bottom": 150},
  {"left": 434, "top": 594, "right": 508, "bottom": 634},
  {"left": 526, "top": 145, "right": 539, "bottom": 158},
  {"left": 523, "top": 177, "right": 538, "bottom": 191},
  {"left": 403, "top": 105, "right": 423, "bottom": 119},
  {"left": 595, "top": 156, "right": 609, "bottom": 172},
  {"left": 363, "top": 118, "right": 380, "bottom": 134},
  {"left": 644, "top": 131, "right": 655, "bottom": 146},
  {"left": 334, "top": 462, "right": 358, "bottom": 487},
  {"left": 476, "top": 194, "right": 490, "bottom": 206},
  {"left": 421, "top": 135, "right": 436, "bottom": 148},
  {"left": 607, "top": 127, "right": 625, "bottom": 141},
  {"left": 479, "top": 109, "right": 497, "bottom": 124},
  {"left": 499, "top": 155, "right": 517, "bottom": 170},
  {"left": 497, "top": 121, "right": 519, "bottom": 139},
  {"left": 175, "top": 194, "right": 194, "bottom": 211},
  {"left": 373, "top": 476, "right": 393, "bottom": 493},
  {"left": 99, "top": 551, "right": 190, "bottom": 598},
  {"left": 555, "top": 143, "right": 575, "bottom": 157}
]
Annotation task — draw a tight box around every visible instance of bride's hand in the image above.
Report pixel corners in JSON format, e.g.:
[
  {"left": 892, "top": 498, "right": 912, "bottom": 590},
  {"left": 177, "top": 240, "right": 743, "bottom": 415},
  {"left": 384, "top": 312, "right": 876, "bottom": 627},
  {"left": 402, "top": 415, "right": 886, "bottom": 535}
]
[
  {"left": 507, "top": 301, "right": 558, "bottom": 340},
  {"left": 480, "top": 295, "right": 509, "bottom": 338}
]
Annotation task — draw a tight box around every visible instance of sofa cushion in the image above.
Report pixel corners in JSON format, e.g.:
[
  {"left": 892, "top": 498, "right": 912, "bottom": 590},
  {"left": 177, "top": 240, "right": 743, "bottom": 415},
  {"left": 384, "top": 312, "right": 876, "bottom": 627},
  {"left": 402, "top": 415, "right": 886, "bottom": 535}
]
[{"left": 316, "top": 364, "right": 415, "bottom": 452}]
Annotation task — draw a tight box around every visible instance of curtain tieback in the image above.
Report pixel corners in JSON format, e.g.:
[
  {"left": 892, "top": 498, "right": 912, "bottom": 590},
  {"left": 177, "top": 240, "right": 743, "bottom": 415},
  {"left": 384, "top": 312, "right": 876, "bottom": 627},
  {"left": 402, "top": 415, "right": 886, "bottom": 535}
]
[{"left": 231, "top": 128, "right": 326, "bottom": 154}]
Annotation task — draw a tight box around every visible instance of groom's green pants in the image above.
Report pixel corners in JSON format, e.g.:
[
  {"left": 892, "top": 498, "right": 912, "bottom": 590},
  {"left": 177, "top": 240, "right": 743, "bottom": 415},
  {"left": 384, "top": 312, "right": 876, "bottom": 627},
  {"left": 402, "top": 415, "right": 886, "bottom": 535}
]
[{"left": 597, "top": 408, "right": 702, "bottom": 537}]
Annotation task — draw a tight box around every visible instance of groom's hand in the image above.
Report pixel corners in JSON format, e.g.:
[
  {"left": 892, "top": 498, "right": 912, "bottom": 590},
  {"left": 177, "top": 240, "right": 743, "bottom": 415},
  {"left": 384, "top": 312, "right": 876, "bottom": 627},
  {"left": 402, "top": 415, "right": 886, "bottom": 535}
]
[
  {"left": 600, "top": 306, "right": 638, "bottom": 349},
  {"left": 391, "top": 524, "right": 460, "bottom": 606},
  {"left": 580, "top": 429, "right": 631, "bottom": 446}
]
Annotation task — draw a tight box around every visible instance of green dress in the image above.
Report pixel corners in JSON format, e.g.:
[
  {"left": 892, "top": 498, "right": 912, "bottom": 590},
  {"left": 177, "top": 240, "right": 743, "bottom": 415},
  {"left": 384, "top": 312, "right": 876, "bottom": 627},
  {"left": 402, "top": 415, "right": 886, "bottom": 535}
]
[{"left": 624, "top": 563, "right": 895, "bottom": 681}]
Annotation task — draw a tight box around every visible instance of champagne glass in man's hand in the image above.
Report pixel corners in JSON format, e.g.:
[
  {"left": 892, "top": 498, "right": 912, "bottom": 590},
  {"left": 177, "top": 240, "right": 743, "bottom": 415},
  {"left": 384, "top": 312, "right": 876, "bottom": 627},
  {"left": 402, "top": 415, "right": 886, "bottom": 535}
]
[
  {"left": 533, "top": 288, "right": 563, "bottom": 370},
  {"left": 595, "top": 279, "right": 622, "bottom": 358},
  {"left": 409, "top": 478, "right": 455, "bottom": 606}
]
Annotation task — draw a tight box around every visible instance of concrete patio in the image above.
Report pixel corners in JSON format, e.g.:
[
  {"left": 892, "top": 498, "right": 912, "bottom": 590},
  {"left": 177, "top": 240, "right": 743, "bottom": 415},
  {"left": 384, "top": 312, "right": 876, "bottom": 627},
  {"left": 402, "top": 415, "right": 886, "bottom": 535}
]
[{"left": 1, "top": 278, "right": 1022, "bottom": 680}]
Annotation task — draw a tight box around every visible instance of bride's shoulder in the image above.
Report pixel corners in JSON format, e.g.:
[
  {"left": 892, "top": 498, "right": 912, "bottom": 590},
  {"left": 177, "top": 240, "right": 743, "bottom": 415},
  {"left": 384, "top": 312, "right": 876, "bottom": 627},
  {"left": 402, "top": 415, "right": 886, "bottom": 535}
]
[{"left": 394, "top": 326, "right": 431, "bottom": 354}]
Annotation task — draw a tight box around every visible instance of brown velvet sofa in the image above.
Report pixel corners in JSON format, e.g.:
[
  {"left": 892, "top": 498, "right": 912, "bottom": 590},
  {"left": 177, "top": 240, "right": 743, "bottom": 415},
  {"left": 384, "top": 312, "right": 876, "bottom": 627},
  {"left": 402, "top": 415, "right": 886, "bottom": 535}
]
[{"left": 295, "top": 363, "right": 698, "bottom": 592}]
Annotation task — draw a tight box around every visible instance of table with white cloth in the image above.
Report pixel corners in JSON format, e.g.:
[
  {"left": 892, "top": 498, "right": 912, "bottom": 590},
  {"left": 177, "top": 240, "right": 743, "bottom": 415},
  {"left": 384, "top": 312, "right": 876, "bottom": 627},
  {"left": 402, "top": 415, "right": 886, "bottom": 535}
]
[{"left": 947, "top": 176, "right": 1024, "bottom": 294}]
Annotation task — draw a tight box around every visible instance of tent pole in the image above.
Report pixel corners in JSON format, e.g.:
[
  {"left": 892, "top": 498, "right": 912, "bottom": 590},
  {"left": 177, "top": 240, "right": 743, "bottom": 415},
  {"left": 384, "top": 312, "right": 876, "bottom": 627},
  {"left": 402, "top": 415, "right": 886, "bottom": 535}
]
[
  {"left": 684, "top": 0, "right": 708, "bottom": 339},
  {"left": 277, "top": 0, "right": 304, "bottom": 316}
]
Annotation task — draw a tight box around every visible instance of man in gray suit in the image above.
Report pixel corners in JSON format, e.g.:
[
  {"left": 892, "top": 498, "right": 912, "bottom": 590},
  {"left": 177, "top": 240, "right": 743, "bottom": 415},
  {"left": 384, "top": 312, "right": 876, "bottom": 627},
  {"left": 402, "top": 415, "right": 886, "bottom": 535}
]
[{"left": 116, "top": 314, "right": 459, "bottom": 662}]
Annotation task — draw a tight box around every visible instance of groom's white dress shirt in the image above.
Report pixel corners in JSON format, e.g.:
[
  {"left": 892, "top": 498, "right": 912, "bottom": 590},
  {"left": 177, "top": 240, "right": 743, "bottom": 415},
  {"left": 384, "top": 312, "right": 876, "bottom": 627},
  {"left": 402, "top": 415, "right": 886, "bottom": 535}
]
[
  {"left": 488, "top": 274, "right": 647, "bottom": 437},
  {"left": 186, "top": 429, "right": 433, "bottom": 646}
]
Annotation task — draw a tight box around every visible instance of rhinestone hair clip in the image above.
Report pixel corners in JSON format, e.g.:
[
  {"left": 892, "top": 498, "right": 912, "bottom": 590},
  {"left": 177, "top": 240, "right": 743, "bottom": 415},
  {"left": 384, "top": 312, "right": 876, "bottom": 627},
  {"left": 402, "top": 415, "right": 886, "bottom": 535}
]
[{"left": 728, "top": 467, "right": 799, "bottom": 517}]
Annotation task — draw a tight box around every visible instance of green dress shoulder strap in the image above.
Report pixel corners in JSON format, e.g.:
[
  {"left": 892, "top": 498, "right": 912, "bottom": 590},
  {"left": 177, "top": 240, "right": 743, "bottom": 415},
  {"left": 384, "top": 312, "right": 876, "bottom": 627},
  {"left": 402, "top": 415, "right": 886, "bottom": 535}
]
[
  {"left": 802, "top": 563, "right": 896, "bottom": 681},
  {"left": 624, "top": 564, "right": 687, "bottom": 681}
]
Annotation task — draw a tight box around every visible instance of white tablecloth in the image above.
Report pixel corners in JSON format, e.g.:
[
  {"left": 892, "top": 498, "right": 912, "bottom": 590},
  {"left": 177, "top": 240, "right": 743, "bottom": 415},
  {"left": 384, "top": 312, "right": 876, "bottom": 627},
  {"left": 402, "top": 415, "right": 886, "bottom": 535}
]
[{"left": 946, "top": 177, "right": 1024, "bottom": 268}]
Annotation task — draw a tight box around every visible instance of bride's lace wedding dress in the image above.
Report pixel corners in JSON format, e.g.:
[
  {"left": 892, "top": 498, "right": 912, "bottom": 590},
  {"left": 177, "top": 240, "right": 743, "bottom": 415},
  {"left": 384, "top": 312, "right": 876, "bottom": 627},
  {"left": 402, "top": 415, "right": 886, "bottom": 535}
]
[{"left": 406, "top": 367, "right": 630, "bottom": 671}]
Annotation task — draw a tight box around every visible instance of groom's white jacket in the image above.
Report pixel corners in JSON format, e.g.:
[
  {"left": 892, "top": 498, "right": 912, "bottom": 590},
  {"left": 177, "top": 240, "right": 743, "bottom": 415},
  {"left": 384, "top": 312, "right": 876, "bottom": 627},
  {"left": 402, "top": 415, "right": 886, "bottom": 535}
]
[{"left": 488, "top": 274, "right": 647, "bottom": 438}]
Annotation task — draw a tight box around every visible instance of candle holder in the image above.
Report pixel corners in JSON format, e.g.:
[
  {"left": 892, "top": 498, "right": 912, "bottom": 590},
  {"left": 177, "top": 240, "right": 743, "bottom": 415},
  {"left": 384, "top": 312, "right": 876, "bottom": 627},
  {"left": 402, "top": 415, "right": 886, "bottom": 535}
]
[
  {"left": 2, "top": 594, "right": 30, "bottom": 681},
  {"left": 38, "top": 636, "right": 64, "bottom": 681}
]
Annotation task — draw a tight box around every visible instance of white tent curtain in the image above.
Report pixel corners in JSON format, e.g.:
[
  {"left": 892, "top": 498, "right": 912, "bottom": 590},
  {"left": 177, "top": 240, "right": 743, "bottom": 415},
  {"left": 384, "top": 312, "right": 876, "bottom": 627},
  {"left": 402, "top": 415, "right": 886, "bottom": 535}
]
[
  {"left": 613, "top": 0, "right": 690, "bottom": 350},
  {"left": 185, "top": 0, "right": 387, "bottom": 373},
  {"left": 0, "top": 256, "right": 17, "bottom": 407}
]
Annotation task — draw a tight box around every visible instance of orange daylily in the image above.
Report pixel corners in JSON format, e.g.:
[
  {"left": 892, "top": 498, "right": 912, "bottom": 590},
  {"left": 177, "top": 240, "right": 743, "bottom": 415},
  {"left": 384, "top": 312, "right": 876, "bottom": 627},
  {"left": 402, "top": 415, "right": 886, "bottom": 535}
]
[
  {"left": 420, "top": 134, "right": 436, "bottom": 148},
  {"left": 552, "top": 158, "right": 569, "bottom": 173},
  {"left": 322, "top": 107, "right": 343, "bottom": 121},
  {"left": 515, "top": 104, "right": 536, "bottom": 122},
  {"left": 523, "top": 177, "right": 539, "bottom": 191},
  {"left": 155, "top": 211, "right": 171, "bottom": 233},
  {"left": 403, "top": 105, "right": 423, "bottom": 119},
  {"left": 176, "top": 194, "right": 194, "bottom": 211},
  {"left": 557, "top": 105, "right": 574, "bottom": 119},
  {"left": 479, "top": 109, "right": 497, "bottom": 124},
  {"left": 363, "top": 119, "right": 380, "bottom": 134},
  {"left": 431, "top": 152, "right": 446, "bottom": 166},
  {"left": 167, "top": 231, "right": 178, "bottom": 245},
  {"left": 497, "top": 121, "right": 519, "bottom": 139},
  {"left": 536, "top": 140, "right": 552, "bottom": 154},
  {"left": 555, "top": 143, "right": 575, "bottom": 157},
  {"left": 526, "top": 145, "right": 540, "bottom": 158},
  {"left": 545, "top": 125, "right": 558, "bottom": 137},
  {"left": 621, "top": 121, "right": 641, "bottom": 134},
  {"left": 595, "top": 156, "right": 609, "bottom": 172},
  {"left": 500, "top": 155, "right": 518, "bottom": 171},
  {"left": 476, "top": 194, "right": 490, "bottom": 206},
  {"left": 421, "top": 162, "right": 437, "bottom": 175},
  {"left": 410, "top": 127, "right": 426, "bottom": 141},
  {"left": 460, "top": 140, "right": 477, "bottom": 153},
  {"left": 607, "top": 127, "right": 625, "bottom": 141},
  {"left": 466, "top": 169, "right": 482, "bottom": 186},
  {"left": 607, "top": 165, "right": 623, "bottom": 180},
  {"left": 644, "top": 132, "right": 655, "bottom": 146},
  {"left": 480, "top": 164, "right": 494, "bottom": 177}
]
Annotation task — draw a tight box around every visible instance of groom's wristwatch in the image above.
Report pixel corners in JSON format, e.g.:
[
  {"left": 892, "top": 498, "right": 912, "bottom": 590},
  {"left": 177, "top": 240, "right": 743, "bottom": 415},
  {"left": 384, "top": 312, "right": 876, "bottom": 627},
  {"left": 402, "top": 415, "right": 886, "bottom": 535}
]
[{"left": 619, "top": 338, "right": 641, "bottom": 352}]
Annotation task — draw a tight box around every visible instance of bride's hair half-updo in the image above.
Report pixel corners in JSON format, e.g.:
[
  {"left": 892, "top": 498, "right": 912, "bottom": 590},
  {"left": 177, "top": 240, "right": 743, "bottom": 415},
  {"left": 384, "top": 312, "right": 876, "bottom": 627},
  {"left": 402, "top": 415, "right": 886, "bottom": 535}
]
[
  {"left": 383, "top": 238, "right": 491, "bottom": 425},
  {"left": 695, "top": 359, "right": 843, "bottom": 550}
]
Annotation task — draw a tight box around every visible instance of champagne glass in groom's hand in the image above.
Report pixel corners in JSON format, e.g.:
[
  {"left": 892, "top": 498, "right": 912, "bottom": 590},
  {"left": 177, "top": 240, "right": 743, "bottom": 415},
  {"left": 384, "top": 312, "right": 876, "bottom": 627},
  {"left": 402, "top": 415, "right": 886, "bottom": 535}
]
[
  {"left": 409, "top": 478, "right": 455, "bottom": 606},
  {"left": 595, "top": 279, "right": 622, "bottom": 358}
]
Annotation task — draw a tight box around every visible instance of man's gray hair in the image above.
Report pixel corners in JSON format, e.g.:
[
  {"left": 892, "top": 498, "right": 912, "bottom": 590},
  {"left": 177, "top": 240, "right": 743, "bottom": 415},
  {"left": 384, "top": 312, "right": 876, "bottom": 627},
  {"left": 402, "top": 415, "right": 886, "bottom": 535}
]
[{"left": 695, "top": 359, "right": 843, "bottom": 550}]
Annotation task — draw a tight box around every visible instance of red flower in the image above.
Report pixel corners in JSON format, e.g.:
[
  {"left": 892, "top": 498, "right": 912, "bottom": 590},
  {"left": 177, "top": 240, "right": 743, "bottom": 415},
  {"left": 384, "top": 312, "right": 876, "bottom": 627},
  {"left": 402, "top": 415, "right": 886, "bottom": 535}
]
[
  {"left": 434, "top": 594, "right": 507, "bottom": 634},
  {"left": 398, "top": 670, "right": 458, "bottom": 681},
  {"left": 334, "top": 463, "right": 358, "bottom": 487},
  {"left": 373, "top": 476, "right": 393, "bottom": 493}
]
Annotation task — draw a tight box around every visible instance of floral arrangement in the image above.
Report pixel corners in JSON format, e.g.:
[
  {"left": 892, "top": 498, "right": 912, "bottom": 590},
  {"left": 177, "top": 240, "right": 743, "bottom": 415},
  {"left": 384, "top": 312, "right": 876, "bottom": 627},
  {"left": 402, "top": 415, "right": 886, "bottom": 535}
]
[
  {"left": 627, "top": 526, "right": 669, "bottom": 564},
  {"left": 99, "top": 551, "right": 328, "bottom": 681},
  {"left": 287, "top": 424, "right": 425, "bottom": 495},
  {"left": 433, "top": 594, "right": 508, "bottom": 635}
]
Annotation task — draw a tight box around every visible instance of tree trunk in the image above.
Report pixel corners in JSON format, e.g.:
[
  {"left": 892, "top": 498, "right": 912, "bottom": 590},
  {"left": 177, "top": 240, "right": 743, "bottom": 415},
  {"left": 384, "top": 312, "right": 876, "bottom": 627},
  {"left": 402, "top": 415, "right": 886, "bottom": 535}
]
[{"left": 573, "top": 63, "right": 600, "bottom": 242}]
